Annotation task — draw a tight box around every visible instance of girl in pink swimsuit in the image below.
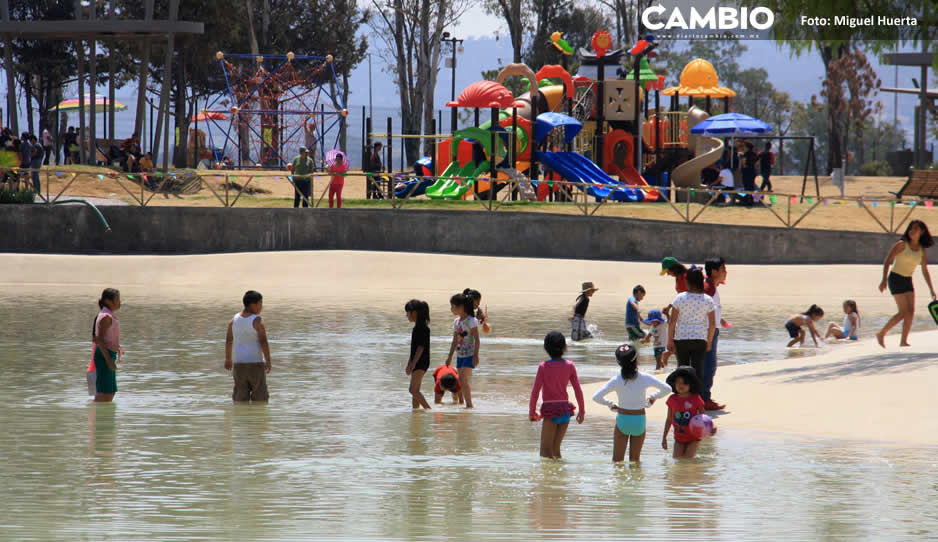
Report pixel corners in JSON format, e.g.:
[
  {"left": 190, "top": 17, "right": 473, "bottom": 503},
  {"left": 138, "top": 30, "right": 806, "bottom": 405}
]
[
  {"left": 92, "top": 288, "right": 123, "bottom": 402},
  {"left": 529, "top": 331, "right": 585, "bottom": 459}
]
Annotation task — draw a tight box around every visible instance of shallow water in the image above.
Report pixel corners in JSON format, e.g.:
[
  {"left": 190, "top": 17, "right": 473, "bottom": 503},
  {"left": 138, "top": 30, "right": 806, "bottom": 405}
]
[{"left": 1, "top": 292, "right": 935, "bottom": 540}]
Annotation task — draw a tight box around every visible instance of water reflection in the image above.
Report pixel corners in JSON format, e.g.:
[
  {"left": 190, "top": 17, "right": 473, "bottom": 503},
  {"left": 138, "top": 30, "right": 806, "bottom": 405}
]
[{"left": 0, "top": 292, "right": 934, "bottom": 540}]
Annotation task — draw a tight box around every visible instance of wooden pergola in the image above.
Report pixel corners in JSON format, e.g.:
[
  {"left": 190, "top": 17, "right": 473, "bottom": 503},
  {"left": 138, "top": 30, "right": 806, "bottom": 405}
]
[{"left": 0, "top": 0, "right": 203, "bottom": 170}]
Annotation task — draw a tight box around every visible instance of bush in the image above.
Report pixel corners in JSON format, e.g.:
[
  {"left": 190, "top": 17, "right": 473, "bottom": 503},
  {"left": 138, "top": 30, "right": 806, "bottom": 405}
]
[
  {"left": 859, "top": 160, "right": 892, "bottom": 177},
  {"left": 0, "top": 187, "right": 36, "bottom": 204}
]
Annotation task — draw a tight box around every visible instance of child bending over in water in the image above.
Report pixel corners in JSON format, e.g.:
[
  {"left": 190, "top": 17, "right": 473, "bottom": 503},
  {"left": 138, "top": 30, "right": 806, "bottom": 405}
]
[
  {"left": 529, "top": 331, "right": 585, "bottom": 459},
  {"left": 825, "top": 300, "right": 860, "bottom": 341},
  {"left": 662, "top": 367, "right": 715, "bottom": 459},
  {"left": 404, "top": 299, "right": 432, "bottom": 410},
  {"left": 785, "top": 305, "right": 824, "bottom": 347},
  {"left": 445, "top": 293, "right": 480, "bottom": 408},
  {"left": 432, "top": 365, "right": 461, "bottom": 404}
]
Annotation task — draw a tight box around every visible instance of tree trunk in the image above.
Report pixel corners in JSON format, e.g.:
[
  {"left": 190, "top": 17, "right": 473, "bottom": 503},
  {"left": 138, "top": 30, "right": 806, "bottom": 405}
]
[
  {"left": 173, "top": 55, "right": 188, "bottom": 167},
  {"left": 820, "top": 42, "right": 847, "bottom": 173},
  {"left": 245, "top": 0, "right": 259, "bottom": 55},
  {"left": 24, "top": 78, "right": 34, "bottom": 134}
]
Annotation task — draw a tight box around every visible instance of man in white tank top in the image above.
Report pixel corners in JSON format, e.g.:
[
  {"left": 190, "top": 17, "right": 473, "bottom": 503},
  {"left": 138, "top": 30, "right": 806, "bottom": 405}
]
[{"left": 225, "top": 290, "right": 272, "bottom": 402}]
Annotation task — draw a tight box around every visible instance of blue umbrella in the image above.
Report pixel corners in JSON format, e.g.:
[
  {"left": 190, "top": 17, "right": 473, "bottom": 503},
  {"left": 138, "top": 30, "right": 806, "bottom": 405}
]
[{"left": 690, "top": 112, "right": 773, "bottom": 136}]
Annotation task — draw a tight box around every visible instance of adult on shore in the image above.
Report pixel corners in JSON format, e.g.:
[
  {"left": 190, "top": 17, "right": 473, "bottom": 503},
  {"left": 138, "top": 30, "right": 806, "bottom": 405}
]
[
  {"left": 41, "top": 128, "right": 54, "bottom": 165},
  {"left": 757, "top": 142, "right": 773, "bottom": 192},
  {"left": 702, "top": 257, "right": 728, "bottom": 411},
  {"left": 740, "top": 141, "right": 758, "bottom": 205},
  {"left": 667, "top": 267, "right": 716, "bottom": 384},
  {"left": 28, "top": 135, "right": 43, "bottom": 193},
  {"left": 367, "top": 142, "right": 384, "bottom": 199},
  {"left": 876, "top": 220, "right": 936, "bottom": 347},
  {"left": 291, "top": 146, "right": 314, "bottom": 208}
]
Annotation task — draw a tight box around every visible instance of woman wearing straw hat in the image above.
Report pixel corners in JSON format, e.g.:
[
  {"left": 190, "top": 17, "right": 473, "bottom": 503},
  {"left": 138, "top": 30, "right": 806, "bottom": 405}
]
[{"left": 570, "top": 282, "right": 598, "bottom": 341}]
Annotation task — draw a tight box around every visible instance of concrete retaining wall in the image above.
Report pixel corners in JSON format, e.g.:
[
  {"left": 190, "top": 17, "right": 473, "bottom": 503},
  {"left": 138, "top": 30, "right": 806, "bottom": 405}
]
[{"left": 0, "top": 204, "right": 912, "bottom": 264}]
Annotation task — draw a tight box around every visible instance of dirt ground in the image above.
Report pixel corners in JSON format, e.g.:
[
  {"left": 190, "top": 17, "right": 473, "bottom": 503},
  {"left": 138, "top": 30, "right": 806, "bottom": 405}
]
[{"left": 28, "top": 164, "right": 924, "bottom": 234}]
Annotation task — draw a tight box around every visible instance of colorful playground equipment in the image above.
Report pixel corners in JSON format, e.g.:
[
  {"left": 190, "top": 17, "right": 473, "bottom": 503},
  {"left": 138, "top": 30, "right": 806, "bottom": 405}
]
[{"left": 364, "top": 30, "right": 783, "bottom": 206}]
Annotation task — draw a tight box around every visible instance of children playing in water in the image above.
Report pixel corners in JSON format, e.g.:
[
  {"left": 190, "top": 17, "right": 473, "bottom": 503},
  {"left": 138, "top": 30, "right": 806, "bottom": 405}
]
[
  {"left": 463, "top": 288, "right": 492, "bottom": 334},
  {"left": 592, "top": 344, "right": 671, "bottom": 462},
  {"left": 529, "top": 331, "right": 585, "bottom": 459},
  {"left": 625, "top": 285, "right": 645, "bottom": 342},
  {"left": 825, "top": 300, "right": 860, "bottom": 341},
  {"left": 92, "top": 288, "right": 123, "bottom": 403},
  {"left": 640, "top": 309, "right": 671, "bottom": 370},
  {"left": 785, "top": 305, "right": 824, "bottom": 348},
  {"left": 404, "top": 299, "right": 432, "bottom": 410},
  {"left": 570, "top": 282, "right": 598, "bottom": 341},
  {"left": 225, "top": 290, "right": 271, "bottom": 402},
  {"left": 433, "top": 365, "right": 461, "bottom": 404},
  {"left": 662, "top": 367, "right": 715, "bottom": 459},
  {"left": 445, "top": 293, "right": 480, "bottom": 409}
]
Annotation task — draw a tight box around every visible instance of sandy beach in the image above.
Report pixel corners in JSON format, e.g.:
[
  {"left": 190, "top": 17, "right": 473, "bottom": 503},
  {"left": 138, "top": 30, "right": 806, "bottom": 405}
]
[{"left": 5, "top": 250, "right": 937, "bottom": 446}]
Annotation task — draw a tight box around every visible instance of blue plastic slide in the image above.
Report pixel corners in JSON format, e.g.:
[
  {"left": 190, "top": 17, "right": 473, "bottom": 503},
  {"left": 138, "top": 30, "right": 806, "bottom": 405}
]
[{"left": 535, "top": 151, "right": 644, "bottom": 202}]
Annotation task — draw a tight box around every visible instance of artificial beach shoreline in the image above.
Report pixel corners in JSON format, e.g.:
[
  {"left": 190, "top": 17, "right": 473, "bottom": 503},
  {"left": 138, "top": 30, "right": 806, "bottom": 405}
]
[{"left": 5, "top": 249, "right": 936, "bottom": 447}]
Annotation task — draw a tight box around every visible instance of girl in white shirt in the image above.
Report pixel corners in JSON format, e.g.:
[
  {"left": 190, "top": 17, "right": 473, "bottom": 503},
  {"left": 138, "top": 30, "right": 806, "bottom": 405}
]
[{"left": 592, "top": 344, "right": 672, "bottom": 462}]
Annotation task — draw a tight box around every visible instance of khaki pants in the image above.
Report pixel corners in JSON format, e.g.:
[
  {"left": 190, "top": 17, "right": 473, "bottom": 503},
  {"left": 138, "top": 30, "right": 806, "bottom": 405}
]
[{"left": 232, "top": 362, "right": 269, "bottom": 402}]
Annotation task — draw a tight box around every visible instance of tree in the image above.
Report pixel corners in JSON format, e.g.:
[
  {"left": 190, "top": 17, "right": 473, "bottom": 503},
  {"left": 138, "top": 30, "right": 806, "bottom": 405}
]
[
  {"left": 4, "top": 0, "right": 79, "bottom": 136},
  {"left": 524, "top": 2, "right": 611, "bottom": 70},
  {"left": 482, "top": 0, "right": 525, "bottom": 63},
  {"left": 371, "top": 0, "right": 472, "bottom": 164},
  {"left": 660, "top": 39, "right": 746, "bottom": 90},
  {"left": 745, "top": 0, "right": 935, "bottom": 173},
  {"left": 815, "top": 49, "right": 882, "bottom": 174}
]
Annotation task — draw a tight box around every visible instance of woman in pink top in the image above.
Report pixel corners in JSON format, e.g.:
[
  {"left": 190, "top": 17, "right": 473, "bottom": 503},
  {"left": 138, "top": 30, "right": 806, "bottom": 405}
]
[
  {"left": 328, "top": 151, "right": 349, "bottom": 208},
  {"left": 92, "top": 288, "right": 123, "bottom": 402},
  {"left": 529, "top": 331, "right": 585, "bottom": 459}
]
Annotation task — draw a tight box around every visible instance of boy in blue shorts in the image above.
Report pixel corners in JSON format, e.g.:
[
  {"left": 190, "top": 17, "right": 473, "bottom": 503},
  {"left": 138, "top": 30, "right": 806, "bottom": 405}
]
[
  {"left": 641, "top": 309, "right": 671, "bottom": 370},
  {"left": 625, "top": 285, "right": 645, "bottom": 342}
]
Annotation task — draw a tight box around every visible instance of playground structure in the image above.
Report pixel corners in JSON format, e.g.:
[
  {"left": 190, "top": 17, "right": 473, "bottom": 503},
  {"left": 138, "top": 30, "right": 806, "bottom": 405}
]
[
  {"left": 363, "top": 30, "right": 827, "bottom": 206},
  {"left": 203, "top": 52, "right": 347, "bottom": 169}
]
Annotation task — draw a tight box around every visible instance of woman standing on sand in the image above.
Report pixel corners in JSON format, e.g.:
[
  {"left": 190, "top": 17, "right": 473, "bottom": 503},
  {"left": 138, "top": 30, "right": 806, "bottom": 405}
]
[{"left": 876, "top": 220, "right": 936, "bottom": 348}]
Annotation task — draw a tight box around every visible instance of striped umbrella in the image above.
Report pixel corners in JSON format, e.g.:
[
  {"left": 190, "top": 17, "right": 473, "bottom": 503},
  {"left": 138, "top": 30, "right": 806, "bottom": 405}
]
[{"left": 49, "top": 96, "right": 128, "bottom": 113}]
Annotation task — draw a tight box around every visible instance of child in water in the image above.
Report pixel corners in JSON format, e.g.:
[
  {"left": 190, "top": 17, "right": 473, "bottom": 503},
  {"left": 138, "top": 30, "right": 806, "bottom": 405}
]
[
  {"left": 432, "top": 365, "right": 461, "bottom": 404},
  {"left": 529, "top": 331, "right": 585, "bottom": 459},
  {"left": 570, "top": 282, "right": 598, "bottom": 341},
  {"left": 662, "top": 366, "right": 715, "bottom": 459},
  {"left": 825, "top": 300, "right": 860, "bottom": 341},
  {"left": 92, "top": 288, "right": 123, "bottom": 403},
  {"left": 404, "top": 299, "right": 432, "bottom": 410},
  {"left": 445, "top": 293, "right": 480, "bottom": 409},
  {"left": 225, "top": 290, "right": 272, "bottom": 402},
  {"left": 592, "top": 344, "right": 672, "bottom": 462},
  {"left": 640, "top": 309, "right": 672, "bottom": 370},
  {"left": 785, "top": 305, "right": 824, "bottom": 347},
  {"left": 625, "top": 285, "right": 645, "bottom": 342},
  {"left": 463, "top": 288, "right": 492, "bottom": 334}
]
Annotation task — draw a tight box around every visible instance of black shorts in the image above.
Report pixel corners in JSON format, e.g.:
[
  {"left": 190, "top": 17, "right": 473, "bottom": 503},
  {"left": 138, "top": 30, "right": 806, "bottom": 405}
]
[
  {"left": 412, "top": 358, "right": 430, "bottom": 372},
  {"left": 888, "top": 272, "right": 914, "bottom": 295},
  {"left": 785, "top": 321, "right": 801, "bottom": 338}
]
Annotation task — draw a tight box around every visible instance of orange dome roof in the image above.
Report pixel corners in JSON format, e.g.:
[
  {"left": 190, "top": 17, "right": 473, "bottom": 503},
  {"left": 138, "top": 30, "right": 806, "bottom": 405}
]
[
  {"left": 662, "top": 58, "right": 736, "bottom": 97},
  {"left": 447, "top": 80, "right": 522, "bottom": 109}
]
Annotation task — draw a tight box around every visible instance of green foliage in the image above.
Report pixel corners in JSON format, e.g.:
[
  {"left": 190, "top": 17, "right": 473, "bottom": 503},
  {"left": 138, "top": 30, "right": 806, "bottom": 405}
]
[
  {"left": 659, "top": 39, "right": 747, "bottom": 89},
  {"left": 859, "top": 160, "right": 891, "bottom": 177},
  {"left": 524, "top": 1, "right": 611, "bottom": 70},
  {"left": 0, "top": 187, "right": 36, "bottom": 204}
]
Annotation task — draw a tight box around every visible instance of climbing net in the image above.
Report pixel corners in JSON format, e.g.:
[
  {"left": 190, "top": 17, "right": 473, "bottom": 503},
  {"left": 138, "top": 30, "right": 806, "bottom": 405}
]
[{"left": 204, "top": 52, "right": 347, "bottom": 169}]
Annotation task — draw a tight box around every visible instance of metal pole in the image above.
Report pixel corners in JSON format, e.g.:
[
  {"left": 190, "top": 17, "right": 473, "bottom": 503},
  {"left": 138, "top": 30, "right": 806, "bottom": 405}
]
[
  {"left": 89, "top": 38, "right": 97, "bottom": 163},
  {"left": 77, "top": 41, "right": 86, "bottom": 164},
  {"left": 365, "top": 115, "right": 372, "bottom": 199},
  {"left": 596, "top": 56, "right": 605, "bottom": 175},
  {"left": 368, "top": 53, "right": 373, "bottom": 120}
]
